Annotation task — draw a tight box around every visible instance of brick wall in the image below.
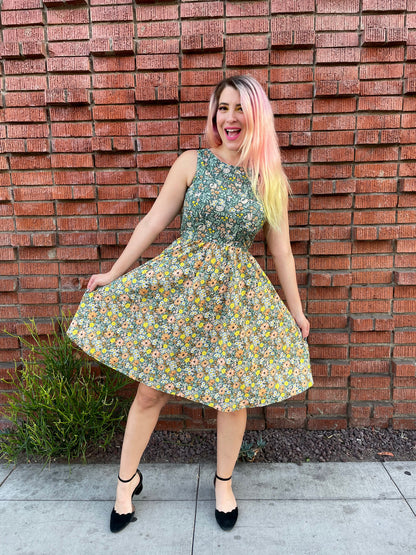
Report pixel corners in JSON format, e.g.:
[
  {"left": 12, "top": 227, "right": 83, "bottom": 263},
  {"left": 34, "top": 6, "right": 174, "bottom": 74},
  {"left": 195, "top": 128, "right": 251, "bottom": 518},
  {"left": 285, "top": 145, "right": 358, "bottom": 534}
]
[{"left": 1, "top": 0, "right": 415, "bottom": 432}]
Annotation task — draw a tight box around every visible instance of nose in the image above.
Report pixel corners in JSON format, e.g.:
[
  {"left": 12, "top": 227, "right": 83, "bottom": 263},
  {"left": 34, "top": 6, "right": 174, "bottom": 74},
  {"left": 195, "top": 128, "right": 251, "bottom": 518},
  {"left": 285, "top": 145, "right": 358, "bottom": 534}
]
[{"left": 226, "top": 110, "right": 237, "bottom": 122}]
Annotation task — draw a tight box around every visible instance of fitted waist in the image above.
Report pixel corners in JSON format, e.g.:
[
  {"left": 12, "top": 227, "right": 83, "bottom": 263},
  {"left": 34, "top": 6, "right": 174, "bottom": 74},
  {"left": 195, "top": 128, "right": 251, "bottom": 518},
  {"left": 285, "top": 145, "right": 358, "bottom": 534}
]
[{"left": 180, "top": 231, "right": 252, "bottom": 250}]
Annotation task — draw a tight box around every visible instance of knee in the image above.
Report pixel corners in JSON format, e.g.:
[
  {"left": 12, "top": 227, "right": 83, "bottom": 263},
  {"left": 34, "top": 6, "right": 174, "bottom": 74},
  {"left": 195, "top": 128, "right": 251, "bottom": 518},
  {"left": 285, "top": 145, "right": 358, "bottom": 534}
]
[{"left": 134, "top": 384, "right": 168, "bottom": 411}]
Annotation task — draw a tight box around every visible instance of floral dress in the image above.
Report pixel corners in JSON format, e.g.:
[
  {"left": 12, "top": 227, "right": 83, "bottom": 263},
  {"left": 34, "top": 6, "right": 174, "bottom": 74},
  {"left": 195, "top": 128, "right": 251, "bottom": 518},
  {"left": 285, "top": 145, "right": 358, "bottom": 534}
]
[{"left": 67, "top": 149, "right": 313, "bottom": 412}]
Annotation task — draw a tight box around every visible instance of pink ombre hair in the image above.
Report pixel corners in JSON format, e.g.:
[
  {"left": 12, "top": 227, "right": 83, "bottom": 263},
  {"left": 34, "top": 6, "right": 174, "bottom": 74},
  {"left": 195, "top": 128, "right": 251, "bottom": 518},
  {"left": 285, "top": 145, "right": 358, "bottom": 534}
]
[{"left": 205, "top": 75, "right": 289, "bottom": 229}]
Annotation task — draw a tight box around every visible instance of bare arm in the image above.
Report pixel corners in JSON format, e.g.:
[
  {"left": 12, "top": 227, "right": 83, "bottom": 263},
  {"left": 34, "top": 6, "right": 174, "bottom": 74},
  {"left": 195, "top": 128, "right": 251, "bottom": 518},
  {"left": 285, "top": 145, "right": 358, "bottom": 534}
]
[
  {"left": 264, "top": 202, "right": 310, "bottom": 339},
  {"left": 87, "top": 150, "right": 197, "bottom": 291}
]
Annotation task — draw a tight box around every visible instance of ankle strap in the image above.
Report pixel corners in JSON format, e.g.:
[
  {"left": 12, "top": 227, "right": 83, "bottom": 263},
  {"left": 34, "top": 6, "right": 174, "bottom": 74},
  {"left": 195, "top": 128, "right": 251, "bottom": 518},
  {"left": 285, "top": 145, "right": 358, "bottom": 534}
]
[
  {"left": 215, "top": 473, "right": 232, "bottom": 481},
  {"left": 118, "top": 469, "right": 138, "bottom": 483}
]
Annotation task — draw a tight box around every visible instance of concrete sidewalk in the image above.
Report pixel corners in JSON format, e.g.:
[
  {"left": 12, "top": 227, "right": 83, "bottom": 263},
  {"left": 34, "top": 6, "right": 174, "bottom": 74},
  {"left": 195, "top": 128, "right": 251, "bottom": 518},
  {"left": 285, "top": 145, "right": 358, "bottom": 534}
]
[{"left": 0, "top": 461, "right": 415, "bottom": 555}]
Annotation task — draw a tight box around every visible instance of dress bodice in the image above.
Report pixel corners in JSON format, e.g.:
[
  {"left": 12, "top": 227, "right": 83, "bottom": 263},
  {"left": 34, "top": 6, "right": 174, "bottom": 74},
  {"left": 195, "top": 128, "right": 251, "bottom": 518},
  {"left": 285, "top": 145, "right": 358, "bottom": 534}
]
[{"left": 180, "top": 149, "right": 265, "bottom": 249}]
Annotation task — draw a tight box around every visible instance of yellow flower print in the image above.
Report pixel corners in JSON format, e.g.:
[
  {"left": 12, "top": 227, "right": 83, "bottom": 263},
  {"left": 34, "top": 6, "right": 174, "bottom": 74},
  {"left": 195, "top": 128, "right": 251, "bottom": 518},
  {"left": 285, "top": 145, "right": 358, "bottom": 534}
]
[{"left": 66, "top": 148, "right": 313, "bottom": 413}]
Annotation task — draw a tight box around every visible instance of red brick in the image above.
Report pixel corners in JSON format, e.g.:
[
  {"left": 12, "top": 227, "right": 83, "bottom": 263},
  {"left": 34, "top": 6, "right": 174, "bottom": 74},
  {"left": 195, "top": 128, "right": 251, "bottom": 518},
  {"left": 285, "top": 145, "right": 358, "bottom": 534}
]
[
  {"left": 360, "top": 80, "right": 402, "bottom": 96},
  {"left": 350, "top": 388, "right": 391, "bottom": 401},
  {"left": 351, "top": 406, "right": 371, "bottom": 420},
  {"left": 353, "top": 240, "right": 394, "bottom": 254},
  {"left": 56, "top": 247, "right": 98, "bottom": 260},
  {"left": 90, "top": 5, "right": 133, "bottom": 23},
  {"left": 18, "top": 291, "right": 58, "bottom": 305},
  {"left": 135, "top": 4, "right": 178, "bottom": 22},
  {"left": 316, "top": 47, "right": 360, "bottom": 64},
  {"left": 307, "top": 419, "right": 347, "bottom": 430},
  {"left": 271, "top": 50, "right": 314, "bottom": 67},
  {"left": 353, "top": 211, "right": 395, "bottom": 225},
  {"left": 399, "top": 179, "right": 416, "bottom": 193},
  {"left": 46, "top": 6, "right": 88, "bottom": 25},
  {"left": 93, "top": 73, "right": 134, "bottom": 89},
  {"left": 227, "top": 1, "right": 269, "bottom": 17},
  {"left": 316, "top": 0, "right": 359, "bottom": 12},
  {"left": 315, "top": 15, "right": 359, "bottom": 32},
  {"left": 137, "top": 38, "right": 179, "bottom": 56},
  {"left": 1, "top": 9, "right": 43, "bottom": 26},
  {"left": 311, "top": 147, "right": 354, "bottom": 163},
  {"left": 181, "top": 2, "right": 223, "bottom": 18},
  {"left": 363, "top": 0, "right": 406, "bottom": 10},
  {"left": 353, "top": 227, "right": 377, "bottom": 241},
  {"left": 393, "top": 243, "right": 416, "bottom": 259},
  {"left": 350, "top": 300, "right": 391, "bottom": 313},
  {"left": 358, "top": 96, "right": 403, "bottom": 111},
  {"left": 270, "top": 0, "right": 314, "bottom": 12},
  {"left": 4, "top": 107, "right": 46, "bottom": 123},
  {"left": 136, "top": 54, "right": 178, "bottom": 71},
  {"left": 354, "top": 194, "right": 397, "bottom": 209},
  {"left": 313, "top": 97, "right": 356, "bottom": 114},
  {"left": 137, "top": 21, "right": 180, "bottom": 39},
  {"left": 394, "top": 271, "right": 416, "bottom": 285},
  {"left": 46, "top": 88, "right": 89, "bottom": 105},
  {"left": 393, "top": 389, "right": 416, "bottom": 401},
  {"left": 351, "top": 330, "right": 391, "bottom": 343},
  {"left": 49, "top": 154, "right": 93, "bottom": 169},
  {"left": 50, "top": 123, "right": 92, "bottom": 137},
  {"left": 2, "top": 0, "right": 41, "bottom": 8},
  {"left": 49, "top": 106, "right": 91, "bottom": 122},
  {"left": 47, "top": 25, "right": 90, "bottom": 42},
  {"left": 93, "top": 56, "right": 135, "bottom": 73},
  {"left": 48, "top": 40, "right": 90, "bottom": 58},
  {"left": 392, "top": 363, "right": 416, "bottom": 377},
  {"left": 316, "top": 33, "right": 359, "bottom": 48},
  {"left": 95, "top": 122, "right": 136, "bottom": 137},
  {"left": 227, "top": 18, "right": 269, "bottom": 35}
]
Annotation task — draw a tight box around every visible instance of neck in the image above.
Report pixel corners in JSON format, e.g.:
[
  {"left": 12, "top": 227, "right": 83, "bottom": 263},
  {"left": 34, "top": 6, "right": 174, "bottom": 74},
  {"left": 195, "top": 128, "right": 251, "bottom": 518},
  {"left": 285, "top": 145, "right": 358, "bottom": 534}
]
[{"left": 213, "top": 146, "right": 241, "bottom": 166}]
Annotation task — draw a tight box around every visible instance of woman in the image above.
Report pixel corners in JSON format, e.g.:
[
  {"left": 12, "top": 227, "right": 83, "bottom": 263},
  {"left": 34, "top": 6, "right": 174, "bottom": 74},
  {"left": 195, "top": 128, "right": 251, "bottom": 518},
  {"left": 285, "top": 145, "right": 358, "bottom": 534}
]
[{"left": 67, "top": 75, "right": 313, "bottom": 533}]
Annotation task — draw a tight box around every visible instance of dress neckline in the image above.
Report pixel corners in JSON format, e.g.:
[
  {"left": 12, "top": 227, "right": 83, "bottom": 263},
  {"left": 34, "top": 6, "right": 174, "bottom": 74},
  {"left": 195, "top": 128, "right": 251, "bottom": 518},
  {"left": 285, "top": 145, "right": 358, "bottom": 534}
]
[{"left": 207, "top": 149, "right": 243, "bottom": 169}]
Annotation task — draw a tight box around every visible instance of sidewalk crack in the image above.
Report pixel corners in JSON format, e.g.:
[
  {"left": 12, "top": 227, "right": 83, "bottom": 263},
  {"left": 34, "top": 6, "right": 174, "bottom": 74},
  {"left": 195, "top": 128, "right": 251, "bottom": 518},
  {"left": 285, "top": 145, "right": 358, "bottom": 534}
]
[
  {"left": 382, "top": 462, "right": 416, "bottom": 517},
  {"left": 0, "top": 465, "right": 16, "bottom": 488},
  {"left": 190, "top": 464, "right": 200, "bottom": 554}
]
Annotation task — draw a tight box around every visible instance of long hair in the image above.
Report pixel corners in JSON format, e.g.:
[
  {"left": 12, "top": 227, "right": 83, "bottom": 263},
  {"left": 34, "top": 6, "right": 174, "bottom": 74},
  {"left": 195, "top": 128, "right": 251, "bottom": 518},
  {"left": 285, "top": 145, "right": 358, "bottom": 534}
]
[{"left": 205, "top": 75, "right": 290, "bottom": 229}]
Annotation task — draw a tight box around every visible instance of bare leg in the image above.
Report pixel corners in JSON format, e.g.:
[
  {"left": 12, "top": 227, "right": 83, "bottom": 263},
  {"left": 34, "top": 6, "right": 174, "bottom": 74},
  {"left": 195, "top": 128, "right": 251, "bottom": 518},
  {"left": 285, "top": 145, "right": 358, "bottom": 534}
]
[
  {"left": 215, "top": 408, "right": 247, "bottom": 512},
  {"left": 114, "top": 382, "right": 169, "bottom": 514}
]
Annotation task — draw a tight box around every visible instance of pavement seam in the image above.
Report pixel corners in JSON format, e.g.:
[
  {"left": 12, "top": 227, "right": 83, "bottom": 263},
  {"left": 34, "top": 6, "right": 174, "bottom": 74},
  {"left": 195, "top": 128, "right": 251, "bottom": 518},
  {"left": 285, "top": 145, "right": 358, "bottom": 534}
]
[
  {"left": 0, "top": 497, "right": 405, "bottom": 504},
  {"left": 382, "top": 462, "right": 416, "bottom": 518},
  {"left": 190, "top": 464, "right": 200, "bottom": 555},
  {"left": 0, "top": 465, "right": 16, "bottom": 487},
  {"left": 0, "top": 498, "right": 204, "bottom": 502},
  {"left": 196, "top": 497, "right": 405, "bottom": 502}
]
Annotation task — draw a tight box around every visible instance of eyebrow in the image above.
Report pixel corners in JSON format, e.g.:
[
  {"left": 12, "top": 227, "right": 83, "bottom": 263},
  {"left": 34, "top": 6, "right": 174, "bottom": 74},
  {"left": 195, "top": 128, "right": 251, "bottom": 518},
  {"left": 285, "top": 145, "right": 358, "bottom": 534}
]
[{"left": 218, "top": 102, "right": 242, "bottom": 107}]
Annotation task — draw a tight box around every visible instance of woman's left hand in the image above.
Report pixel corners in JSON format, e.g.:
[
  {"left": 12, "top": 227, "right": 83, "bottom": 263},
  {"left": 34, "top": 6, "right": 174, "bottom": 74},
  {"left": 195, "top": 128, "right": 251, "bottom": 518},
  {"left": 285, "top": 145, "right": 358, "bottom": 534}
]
[{"left": 292, "top": 312, "right": 310, "bottom": 340}]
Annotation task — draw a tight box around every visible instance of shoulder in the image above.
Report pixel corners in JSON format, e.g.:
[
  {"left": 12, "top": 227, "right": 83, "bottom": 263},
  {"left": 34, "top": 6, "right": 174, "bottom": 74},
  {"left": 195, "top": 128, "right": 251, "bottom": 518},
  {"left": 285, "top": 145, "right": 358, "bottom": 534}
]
[
  {"left": 176, "top": 149, "right": 199, "bottom": 168},
  {"left": 172, "top": 150, "right": 199, "bottom": 187}
]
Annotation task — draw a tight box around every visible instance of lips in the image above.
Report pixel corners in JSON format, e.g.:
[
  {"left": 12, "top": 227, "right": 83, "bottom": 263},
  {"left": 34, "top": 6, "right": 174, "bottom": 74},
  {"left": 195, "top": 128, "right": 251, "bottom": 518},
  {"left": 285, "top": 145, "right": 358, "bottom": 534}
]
[{"left": 225, "top": 128, "right": 241, "bottom": 141}]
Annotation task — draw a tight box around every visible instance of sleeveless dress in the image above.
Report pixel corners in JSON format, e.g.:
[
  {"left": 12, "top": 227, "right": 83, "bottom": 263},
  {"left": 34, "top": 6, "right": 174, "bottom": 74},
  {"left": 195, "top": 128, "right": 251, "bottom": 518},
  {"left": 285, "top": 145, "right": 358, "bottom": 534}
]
[{"left": 67, "top": 149, "right": 313, "bottom": 412}]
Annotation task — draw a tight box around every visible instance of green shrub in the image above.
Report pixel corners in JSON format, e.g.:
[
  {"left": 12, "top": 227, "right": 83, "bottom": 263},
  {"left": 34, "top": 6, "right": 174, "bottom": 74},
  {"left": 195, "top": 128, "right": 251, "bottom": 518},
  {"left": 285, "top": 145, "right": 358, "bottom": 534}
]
[
  {"left": 0, "top": 315, "right": 131, "bottom": 463},
  {"left": 239, "top": 433, "right": 266, "bottom": 462}
]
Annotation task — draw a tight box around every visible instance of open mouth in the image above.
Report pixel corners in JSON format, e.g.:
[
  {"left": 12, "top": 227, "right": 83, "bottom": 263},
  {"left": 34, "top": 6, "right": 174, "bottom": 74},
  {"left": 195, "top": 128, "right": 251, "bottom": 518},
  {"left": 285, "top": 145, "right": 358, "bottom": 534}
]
[{"left": 225, "top": 128, "right": 241, "bottom": 140}]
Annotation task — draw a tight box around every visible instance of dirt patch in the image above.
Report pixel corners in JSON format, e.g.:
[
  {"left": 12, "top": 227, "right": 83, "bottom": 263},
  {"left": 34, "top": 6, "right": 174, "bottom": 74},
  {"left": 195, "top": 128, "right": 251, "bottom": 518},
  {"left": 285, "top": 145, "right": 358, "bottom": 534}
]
[{"left": 76, "top": 427, "right": 416, "bottom": 466}]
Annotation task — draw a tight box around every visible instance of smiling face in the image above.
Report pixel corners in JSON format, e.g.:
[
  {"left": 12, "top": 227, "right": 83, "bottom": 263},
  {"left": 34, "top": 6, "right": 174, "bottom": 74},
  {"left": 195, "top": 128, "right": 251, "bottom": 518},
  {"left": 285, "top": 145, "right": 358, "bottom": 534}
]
[{"left": 215, "top": 86, "right": 246, "bottom": 157}]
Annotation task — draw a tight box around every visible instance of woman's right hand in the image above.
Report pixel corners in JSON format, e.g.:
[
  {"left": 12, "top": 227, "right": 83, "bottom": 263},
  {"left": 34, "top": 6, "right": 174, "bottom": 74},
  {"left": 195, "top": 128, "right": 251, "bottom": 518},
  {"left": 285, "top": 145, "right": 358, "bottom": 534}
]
[{"left": 86, "top": 271, "right": 116, "bottom": 292}]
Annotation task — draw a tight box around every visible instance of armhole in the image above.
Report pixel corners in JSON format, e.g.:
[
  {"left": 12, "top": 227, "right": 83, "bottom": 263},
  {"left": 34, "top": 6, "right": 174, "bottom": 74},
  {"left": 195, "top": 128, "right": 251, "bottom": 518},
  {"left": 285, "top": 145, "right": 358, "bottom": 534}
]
[{"left": 186, "top": 149, "right": 200, "bottom": 189}]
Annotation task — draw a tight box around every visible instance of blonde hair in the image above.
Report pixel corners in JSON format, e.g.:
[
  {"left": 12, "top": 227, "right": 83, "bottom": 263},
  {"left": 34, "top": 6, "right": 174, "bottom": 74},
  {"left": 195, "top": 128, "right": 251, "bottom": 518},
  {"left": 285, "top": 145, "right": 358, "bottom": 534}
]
[{"left": 205, "top": 75, "right": 290, "bottom": 229}]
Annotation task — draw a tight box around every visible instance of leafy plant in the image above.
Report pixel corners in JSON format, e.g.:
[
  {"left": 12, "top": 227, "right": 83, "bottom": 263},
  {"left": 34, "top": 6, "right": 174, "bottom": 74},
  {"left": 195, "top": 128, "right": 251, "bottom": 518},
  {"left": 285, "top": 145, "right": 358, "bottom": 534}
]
[
  {"left": 239, "top": 433, "right": 266, "bottom": 462},
  {"left": 0, "top": 315, "right": 130, "bottom": 463}
]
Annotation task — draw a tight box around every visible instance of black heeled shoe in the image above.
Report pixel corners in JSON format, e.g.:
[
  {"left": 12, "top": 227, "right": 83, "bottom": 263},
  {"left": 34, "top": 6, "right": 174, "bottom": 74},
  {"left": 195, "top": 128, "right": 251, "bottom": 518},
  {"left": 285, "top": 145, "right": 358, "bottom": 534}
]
[
  {"left": 213, "top": 473, "right": 238, "bottom": 531},
  {"left": 110, "top": 469, "right": 143, "bottom": 533}
]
